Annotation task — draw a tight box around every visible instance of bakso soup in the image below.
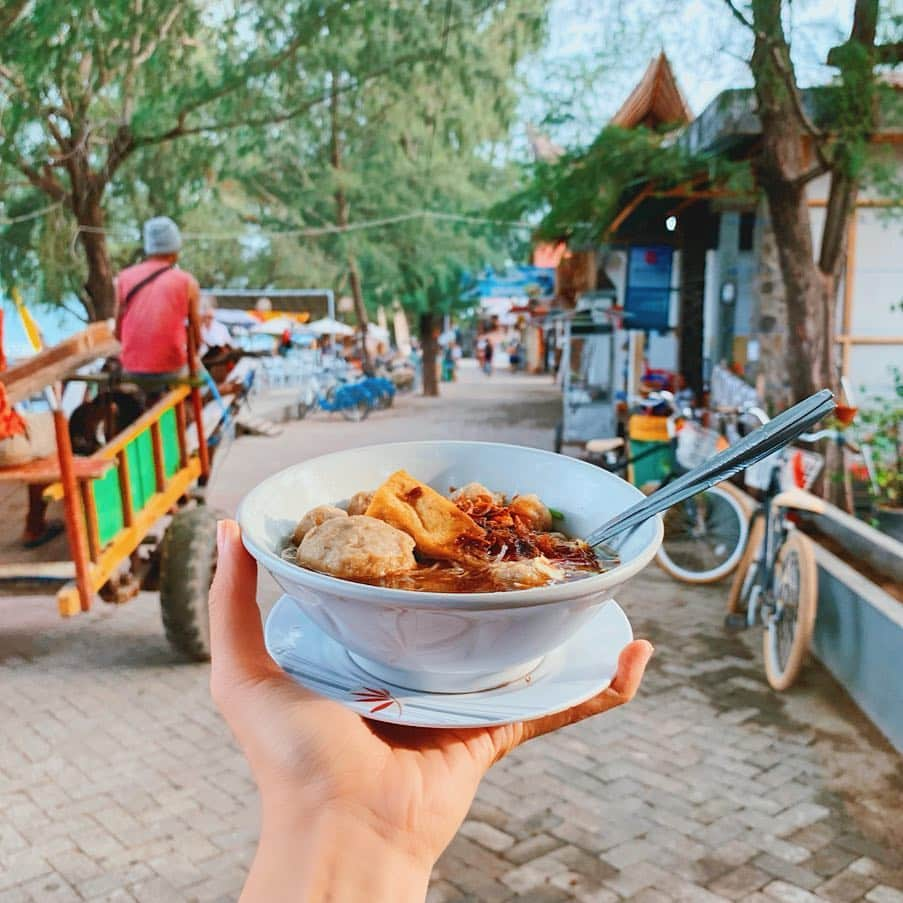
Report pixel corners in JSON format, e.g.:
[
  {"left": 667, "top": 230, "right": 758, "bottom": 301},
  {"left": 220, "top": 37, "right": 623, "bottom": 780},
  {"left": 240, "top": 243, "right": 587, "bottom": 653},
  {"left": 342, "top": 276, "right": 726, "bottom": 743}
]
[{"left": 282, "top": 470, "right": 615, "bottom": 593}]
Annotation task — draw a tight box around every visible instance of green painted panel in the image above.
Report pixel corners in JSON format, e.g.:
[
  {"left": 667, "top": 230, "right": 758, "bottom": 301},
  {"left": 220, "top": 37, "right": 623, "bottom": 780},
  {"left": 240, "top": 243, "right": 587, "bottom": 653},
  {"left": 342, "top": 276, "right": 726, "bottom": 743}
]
[
  {"left": 92, "top": 468, "right": 124, "bottom": 546},
  {"left": 125, "top": 431, "right": 155, "bottom": 512},
  {"left": 160, "top": 408, "right": 180, "bottom": 478}
]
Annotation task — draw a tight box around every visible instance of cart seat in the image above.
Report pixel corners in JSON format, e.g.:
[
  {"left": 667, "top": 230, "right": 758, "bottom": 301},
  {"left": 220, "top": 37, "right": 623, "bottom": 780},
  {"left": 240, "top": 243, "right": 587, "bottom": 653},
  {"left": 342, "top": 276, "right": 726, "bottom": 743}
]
[
  {"left": 0, "top": 454, "right": 112, "bottom": 486},
  {"left": 585, "top": 437, "right": 625, "bottom": 456}
]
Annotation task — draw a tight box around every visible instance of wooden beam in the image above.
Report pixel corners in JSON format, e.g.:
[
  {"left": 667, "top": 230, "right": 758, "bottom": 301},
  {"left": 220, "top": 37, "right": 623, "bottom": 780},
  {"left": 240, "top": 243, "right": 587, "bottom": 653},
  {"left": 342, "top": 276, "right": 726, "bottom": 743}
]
[
  {"left": 605, "top": 183, "right": 655, "bottom": 239},
  {"left": 150, "top": 421, "right": 166, "bottom": 493},
  {"left": 0, "top": 323, "right": 119, "bottom": 404},
  {"left": 117, "top": 450, "right": 134, "bottom": 528},
  {"left": 841, "top": 213, "right": 857, "bottom": 376},
  {"left": 79, "top": 481, "right": 101, "bottom": 563},
  {"left": 808, "top": 197, "right": 903, "bottom": 208},
  {"left": 836, "top": 335, "right": 903, "bottom": 345},
  {"left": 52, "top": 410, "right": 93, "bottom": 613}
]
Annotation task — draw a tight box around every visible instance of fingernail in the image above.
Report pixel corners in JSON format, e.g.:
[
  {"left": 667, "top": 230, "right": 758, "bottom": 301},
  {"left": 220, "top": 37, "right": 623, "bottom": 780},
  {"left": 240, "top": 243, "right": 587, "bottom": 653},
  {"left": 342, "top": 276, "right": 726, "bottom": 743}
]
[{"left": 216, "top": 520, "right": 227, "bottom": 553}]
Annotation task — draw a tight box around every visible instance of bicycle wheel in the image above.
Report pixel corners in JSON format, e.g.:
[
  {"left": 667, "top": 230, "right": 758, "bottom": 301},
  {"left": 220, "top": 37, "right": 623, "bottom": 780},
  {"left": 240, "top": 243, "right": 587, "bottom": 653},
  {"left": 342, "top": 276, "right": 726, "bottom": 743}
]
[
  {"left": 763, "top": 530, "right": 818, "bottom": 691},
  {"left": 656, "top": 485, "right": 748, "bottom": 584},
  {"left": 341, "top": 399, "right": 370, "bottom": 422},
  {"left": 726, "top": 513, "right": 765, "bottom": 615}
]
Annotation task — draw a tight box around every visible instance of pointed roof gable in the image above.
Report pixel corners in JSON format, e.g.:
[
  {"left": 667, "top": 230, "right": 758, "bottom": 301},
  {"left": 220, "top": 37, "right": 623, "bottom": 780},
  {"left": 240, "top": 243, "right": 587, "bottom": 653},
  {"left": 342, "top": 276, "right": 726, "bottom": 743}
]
[{"left": 610, "top": 53, "right": 692, "bottom": 130}]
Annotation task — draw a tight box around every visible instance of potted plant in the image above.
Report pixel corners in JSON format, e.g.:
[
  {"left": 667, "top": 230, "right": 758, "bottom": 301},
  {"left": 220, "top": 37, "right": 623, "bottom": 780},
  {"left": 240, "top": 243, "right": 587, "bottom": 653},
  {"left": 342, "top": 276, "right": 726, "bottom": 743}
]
[{"left": 859, "top": 365, "right": 903, "bottom": 541}]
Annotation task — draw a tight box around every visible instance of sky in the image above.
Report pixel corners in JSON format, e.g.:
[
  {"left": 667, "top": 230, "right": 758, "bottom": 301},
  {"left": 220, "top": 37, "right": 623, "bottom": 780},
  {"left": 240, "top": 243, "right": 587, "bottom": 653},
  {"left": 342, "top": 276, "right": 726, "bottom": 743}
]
[{"left": 522, "top": 0, "right": 860, "bottom": 149}]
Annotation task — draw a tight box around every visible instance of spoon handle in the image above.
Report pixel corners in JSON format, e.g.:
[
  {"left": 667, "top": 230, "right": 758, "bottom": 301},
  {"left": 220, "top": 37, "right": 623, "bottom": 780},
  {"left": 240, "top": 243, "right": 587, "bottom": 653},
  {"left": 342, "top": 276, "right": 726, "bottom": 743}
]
[{"left": 587, "top": 389, "right": 836, "bottom": 548}]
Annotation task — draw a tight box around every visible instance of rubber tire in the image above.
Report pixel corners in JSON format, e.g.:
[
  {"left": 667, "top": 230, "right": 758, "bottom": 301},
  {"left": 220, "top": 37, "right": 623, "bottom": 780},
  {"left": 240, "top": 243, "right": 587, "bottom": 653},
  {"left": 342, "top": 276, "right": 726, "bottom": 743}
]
[
  {"left": 554, "top": 422, "right": 563, "bottom": 455},
  {"left": 763, "top": 530, "right": 818, "bottom": 691},
  {"left": 341, "top": 399, "right": 370, "bottom": 422},
  {"left": 159, "top": 507, "right": 220, "bottom": 662},
  {"left": 727, "top": 513, "right": 766, "bottom": 615},
  {"left": 655, "top": 485, "right": 749, "bottom": 584}
]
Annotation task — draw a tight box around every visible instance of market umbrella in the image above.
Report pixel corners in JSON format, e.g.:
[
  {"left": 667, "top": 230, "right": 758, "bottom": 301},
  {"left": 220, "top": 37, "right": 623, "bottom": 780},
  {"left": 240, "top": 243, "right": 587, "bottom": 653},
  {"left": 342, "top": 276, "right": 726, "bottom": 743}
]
[
  {"left": 251, "top": 316, "right": 313, "bottom": 336},
  {"left": 308, "top": 317, "right": 355, "bottom": 337},
  {"left": 214, "top": 309, "right": 258, "bottom": 327}
]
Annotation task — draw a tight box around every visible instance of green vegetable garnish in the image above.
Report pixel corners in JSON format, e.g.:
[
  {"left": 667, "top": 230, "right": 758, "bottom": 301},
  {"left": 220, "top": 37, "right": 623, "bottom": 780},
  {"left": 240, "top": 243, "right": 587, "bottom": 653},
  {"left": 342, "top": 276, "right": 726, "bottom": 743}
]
[{"left": 549, "top": 507, "right": 564, "bottom": 520}]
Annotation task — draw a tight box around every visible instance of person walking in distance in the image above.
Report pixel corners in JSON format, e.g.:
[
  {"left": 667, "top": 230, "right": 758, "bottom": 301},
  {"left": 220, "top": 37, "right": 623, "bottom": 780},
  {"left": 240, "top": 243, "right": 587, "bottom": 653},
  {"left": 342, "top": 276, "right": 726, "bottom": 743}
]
[{"left": 115, "top": 216, "right": 201, "bottom": 384}]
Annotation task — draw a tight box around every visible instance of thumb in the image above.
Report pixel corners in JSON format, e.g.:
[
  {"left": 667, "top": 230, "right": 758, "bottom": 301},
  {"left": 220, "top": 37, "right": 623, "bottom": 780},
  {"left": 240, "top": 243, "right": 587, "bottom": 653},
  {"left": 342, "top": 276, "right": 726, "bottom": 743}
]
[{"left": 209, "top": 519, "right": 275, "bottom": 700}]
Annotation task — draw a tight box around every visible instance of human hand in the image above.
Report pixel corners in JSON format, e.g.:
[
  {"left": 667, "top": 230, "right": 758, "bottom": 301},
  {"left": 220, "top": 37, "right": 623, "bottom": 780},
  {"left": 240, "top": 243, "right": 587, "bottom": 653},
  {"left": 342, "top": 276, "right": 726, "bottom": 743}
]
[{"left": 210, "top": 519, "right": 654, "bottom": 903}]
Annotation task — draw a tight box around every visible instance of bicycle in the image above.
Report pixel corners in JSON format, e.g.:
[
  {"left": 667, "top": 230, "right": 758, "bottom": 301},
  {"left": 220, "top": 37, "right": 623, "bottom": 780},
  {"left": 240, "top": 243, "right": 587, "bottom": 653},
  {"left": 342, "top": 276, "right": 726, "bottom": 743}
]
[
  {"left": 725, "top": 437, "right": 825, "bottom": 690},
  {"left": 587, "top": 394, "right": 750, "bottom": 585},
  {"left": 296, "top": 371, "right": 371, "bottom": 422}
]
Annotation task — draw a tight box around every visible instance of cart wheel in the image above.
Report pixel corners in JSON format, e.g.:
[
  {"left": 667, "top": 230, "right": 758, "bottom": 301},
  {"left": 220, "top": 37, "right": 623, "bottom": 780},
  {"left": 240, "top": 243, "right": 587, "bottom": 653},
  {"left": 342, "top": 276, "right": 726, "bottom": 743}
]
[
  {"left": 554, "top": 422, "right": 563, "bottom": 454},
  {"left": 159, "top": 507, "right": 221, "bottom": 662}
]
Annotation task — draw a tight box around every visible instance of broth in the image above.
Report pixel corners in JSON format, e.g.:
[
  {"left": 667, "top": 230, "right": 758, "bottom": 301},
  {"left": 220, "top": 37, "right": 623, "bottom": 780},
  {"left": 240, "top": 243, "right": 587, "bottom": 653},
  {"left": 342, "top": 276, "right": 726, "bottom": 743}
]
[{"left": 284, "top": 474, "right": 619, "bottom": 592}]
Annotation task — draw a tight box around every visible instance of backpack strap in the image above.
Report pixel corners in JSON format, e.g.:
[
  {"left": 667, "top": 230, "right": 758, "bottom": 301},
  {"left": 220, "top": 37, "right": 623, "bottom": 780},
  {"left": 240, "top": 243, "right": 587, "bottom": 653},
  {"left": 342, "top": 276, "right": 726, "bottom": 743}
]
[{"left": 116, "top": 264, "right": 174, "bottom": 336}]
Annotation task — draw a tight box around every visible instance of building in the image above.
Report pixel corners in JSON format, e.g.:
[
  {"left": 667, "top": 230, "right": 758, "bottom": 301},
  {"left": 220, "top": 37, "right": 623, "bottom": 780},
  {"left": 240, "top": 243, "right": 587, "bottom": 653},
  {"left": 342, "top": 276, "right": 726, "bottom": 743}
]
[{"left": 538, "top": 54, "right": 903, "bottom": 403}]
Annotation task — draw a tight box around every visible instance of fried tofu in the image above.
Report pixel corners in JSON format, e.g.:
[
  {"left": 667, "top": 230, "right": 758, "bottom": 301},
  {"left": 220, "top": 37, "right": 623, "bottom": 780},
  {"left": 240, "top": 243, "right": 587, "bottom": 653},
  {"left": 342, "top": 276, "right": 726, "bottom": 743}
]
[{"left": 365, "top": 470, "right": 485, "bottom": 560}]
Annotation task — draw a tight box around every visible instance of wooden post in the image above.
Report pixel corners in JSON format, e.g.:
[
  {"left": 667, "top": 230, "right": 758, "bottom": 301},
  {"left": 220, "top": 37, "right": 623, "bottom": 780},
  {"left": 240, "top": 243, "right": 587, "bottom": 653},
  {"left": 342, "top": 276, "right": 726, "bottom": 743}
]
[
  {"left": 79, "top": 481, "right": 100, "bottom": 562},
  {"left": 150, "top": 420, "right": 166, "bottom": 493},
  {"left": 841, "top": 212, "right": 857, "bottom": 378},
  {"left": 186, "top": 325, "right": 210, "bottom": 479},
  {"left": 174, "top": 398, "right": 188, "bottom": 468},
  {"left": 53, "top": 410, "right": 93, "bottom": 612},
  {"left": 117, "top": 449, "right": 134, "bottom": 527}
]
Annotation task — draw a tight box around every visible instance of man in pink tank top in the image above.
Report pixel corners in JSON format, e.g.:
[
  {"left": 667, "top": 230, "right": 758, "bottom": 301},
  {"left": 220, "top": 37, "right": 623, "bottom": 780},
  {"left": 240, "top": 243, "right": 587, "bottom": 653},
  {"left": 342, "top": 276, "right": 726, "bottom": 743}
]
[{"left": 115, "top": 216, "right": 201, "bottom": 378}]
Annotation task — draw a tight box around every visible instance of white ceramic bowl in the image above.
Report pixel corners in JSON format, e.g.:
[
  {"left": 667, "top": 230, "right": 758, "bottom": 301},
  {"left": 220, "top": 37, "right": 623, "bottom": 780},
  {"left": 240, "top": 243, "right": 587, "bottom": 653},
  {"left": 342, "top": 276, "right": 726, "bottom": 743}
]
[{"left": 238, "top": 441, "right": 662, "bottom": 693}]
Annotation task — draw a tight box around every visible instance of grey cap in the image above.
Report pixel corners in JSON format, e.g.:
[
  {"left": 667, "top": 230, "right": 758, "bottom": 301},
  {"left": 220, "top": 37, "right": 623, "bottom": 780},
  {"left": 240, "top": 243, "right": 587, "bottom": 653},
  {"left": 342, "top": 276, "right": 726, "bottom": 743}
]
[{"left": 143, "top": 216, "right": 182, "bottom": 255}]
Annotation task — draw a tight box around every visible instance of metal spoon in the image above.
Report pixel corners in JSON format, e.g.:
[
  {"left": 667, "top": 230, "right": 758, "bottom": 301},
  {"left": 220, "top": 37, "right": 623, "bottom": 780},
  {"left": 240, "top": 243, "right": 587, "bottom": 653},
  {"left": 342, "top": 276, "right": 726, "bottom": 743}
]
[{"left": 586, "top": 389, "right": 836, "bottom": 549}]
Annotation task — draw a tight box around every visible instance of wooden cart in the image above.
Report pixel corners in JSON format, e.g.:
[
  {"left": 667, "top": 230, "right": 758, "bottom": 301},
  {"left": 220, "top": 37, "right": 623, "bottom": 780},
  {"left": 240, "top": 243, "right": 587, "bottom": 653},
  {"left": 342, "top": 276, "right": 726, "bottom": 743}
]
[{"left": 0, "top": 325, "right": 217, "bottom": 660}]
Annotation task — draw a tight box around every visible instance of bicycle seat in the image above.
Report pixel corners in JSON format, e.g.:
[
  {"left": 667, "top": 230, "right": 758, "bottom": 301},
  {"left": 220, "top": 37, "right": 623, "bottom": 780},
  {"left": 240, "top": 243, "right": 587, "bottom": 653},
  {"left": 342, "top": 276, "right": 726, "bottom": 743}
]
[
  {"left": 773, "top": 487, "right": 827, "bottom": 515},
  {"left": 585, "top": 437, "right": 625, "bottom": 455}
]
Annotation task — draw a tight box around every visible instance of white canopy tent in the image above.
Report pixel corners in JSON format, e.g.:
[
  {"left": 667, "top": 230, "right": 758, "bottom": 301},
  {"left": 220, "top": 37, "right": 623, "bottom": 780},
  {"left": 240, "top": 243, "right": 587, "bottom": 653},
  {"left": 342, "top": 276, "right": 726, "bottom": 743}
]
[{"left": 308, "top": 317, "right": 355, "bottom": 337}]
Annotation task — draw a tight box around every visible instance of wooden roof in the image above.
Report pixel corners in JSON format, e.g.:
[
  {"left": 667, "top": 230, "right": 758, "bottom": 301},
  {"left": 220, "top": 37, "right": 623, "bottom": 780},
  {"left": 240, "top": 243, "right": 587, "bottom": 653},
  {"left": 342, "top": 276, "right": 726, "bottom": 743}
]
[{"left": 611, "top": 53, "right": 692, "bottom": 130}]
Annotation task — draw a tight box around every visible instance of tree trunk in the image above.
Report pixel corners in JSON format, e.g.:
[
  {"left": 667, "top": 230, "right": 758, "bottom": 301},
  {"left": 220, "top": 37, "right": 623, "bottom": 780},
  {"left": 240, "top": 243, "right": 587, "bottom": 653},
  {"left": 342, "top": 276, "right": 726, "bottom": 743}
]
[
  {"left": 347, "top": 253, "right": 372, "bottom": 373},
  {"left": 419, "top": 310, "right": 439, "bottom": 397},
  {"left": 330, "top": 70, "right": 372, "bottom": 372},
  {"left": 749, "top": 1, "right": 835, "bottom": 402},
  {"left": 755, "top": 175, "right": 839, "bottom": 400},
  {"left": 77, "top": 200, "right": 114, "bottom": 321}
]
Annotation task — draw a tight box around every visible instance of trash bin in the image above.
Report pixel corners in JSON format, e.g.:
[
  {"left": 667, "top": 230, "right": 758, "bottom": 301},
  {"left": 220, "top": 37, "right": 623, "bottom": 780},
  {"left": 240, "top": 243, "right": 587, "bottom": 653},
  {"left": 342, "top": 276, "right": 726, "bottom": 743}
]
[{"left": 628, "top": 414, "right": 673, "bottom": 488}]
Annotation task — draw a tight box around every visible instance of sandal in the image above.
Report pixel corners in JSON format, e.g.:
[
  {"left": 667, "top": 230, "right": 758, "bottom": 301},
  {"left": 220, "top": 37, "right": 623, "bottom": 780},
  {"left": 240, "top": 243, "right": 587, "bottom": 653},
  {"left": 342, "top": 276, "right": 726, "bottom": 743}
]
[{"left": 23, "top": 519, "right": 65, "bottom": 549}]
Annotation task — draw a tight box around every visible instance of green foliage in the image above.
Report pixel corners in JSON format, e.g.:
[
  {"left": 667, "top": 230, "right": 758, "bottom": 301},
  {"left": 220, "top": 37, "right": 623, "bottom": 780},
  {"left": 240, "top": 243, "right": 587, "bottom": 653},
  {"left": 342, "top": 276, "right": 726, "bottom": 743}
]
[
  {"left": 499, "top": 125, "right": 752, "bottom": 243},
  {"left": 859, "top": 364, "right": 903, "bottom": 508},
  {"left": 0, "top": 0, "right": 547, "bottom": 320}
]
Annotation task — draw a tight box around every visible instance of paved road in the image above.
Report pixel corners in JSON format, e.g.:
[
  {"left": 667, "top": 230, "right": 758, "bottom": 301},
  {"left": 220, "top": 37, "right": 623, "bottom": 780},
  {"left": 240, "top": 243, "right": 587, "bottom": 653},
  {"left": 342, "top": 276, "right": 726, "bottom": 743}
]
[{"left": 1, "top": 364, "right": 901, "bottom": 902}]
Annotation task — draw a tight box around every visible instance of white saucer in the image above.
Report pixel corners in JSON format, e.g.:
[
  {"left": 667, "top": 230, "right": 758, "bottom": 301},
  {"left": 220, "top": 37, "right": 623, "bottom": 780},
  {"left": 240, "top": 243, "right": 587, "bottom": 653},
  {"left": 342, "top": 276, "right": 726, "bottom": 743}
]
[{"left": 264, "top": 595, "right": 633, "bottom": 728}]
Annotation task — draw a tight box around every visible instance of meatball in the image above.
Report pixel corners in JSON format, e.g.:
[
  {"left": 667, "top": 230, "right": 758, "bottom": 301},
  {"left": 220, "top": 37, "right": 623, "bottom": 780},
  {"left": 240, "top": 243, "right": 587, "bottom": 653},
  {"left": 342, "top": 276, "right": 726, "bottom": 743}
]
[
  {"left": 453, "top": 482, "right": 503, "bottom": 505},
  {"left": 346, "top": 490, "right": 374, "bottom": 516},
  {"left": 296, "top": 515, "right": 416, "bottom": 579},
  {"left": 291, "top": 504, "right": 347, "bottom": 545},
  {"left": 490, "top": 556, "right": 562, "bottom": 589},
  {"left": 509, "top": 494, "right": 553, "bottom": 531}
]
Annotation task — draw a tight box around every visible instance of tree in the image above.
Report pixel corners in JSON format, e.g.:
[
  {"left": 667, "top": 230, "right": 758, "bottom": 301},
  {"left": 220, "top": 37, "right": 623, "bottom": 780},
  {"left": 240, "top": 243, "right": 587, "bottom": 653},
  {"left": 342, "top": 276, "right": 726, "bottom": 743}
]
[
  {"left": 236, "top": 0, "right": 546, "bottom": 394},
  {"left": 724, "top": 0, "right": 901, "bottom": 404},
  {"left": 1, "top": 1, "right": 516, "bottom": 321}
]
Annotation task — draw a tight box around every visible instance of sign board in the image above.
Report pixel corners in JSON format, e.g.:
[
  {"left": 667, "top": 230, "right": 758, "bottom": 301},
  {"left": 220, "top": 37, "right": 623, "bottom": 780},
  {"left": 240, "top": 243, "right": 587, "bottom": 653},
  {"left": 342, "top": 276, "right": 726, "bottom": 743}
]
[{"left": 625, "top": 245, "right": 673, "bottom": 331}]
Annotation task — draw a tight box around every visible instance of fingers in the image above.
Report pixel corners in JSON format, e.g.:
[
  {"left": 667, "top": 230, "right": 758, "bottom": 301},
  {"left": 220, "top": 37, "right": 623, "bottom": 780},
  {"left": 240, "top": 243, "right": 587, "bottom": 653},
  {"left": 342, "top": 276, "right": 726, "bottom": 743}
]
[
  {"left": 517, "top": 639, "right": 654, "bottom": 745},
  {"left": 209, "top": 519, "right": 275, "bottom": 700},
  {"left": 609, "top": 639, "right": 654, "bottom": 701}
]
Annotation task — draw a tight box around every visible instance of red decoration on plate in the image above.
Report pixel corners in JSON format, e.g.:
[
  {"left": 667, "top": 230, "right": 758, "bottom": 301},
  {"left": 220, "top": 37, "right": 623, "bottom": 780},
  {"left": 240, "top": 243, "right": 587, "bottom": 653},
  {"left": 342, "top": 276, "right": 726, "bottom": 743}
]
[{"left": 351, "top": 687, "right": 402, "bottom": 715}]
